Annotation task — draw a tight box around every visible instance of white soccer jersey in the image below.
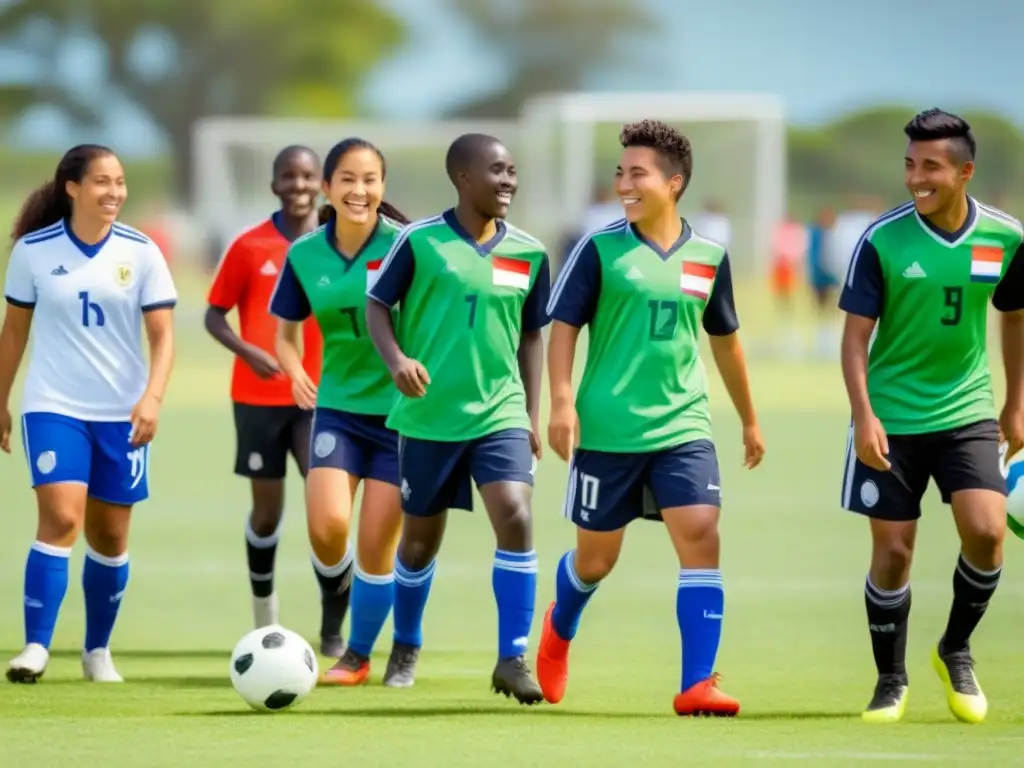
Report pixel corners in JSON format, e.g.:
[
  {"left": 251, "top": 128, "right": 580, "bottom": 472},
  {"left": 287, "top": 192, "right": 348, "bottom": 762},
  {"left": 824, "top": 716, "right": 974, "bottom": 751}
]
[{"left": 3, "top": 220, "right": 178, "bottom": 421}]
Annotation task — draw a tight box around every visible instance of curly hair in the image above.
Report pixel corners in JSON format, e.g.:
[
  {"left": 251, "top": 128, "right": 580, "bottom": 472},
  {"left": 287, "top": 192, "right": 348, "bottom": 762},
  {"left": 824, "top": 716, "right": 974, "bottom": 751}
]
[{"left": 619, "top": 119, "right": 693, "bottom": 199}]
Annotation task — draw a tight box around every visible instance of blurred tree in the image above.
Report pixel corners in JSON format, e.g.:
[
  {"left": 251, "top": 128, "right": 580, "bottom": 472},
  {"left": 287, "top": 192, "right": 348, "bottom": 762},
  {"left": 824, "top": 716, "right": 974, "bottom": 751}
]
[
  {"left": 0, "top": 0, "right": 405, "bottom": 201},
  {"left": 448, "top": 0, "right": 654, "bottom": 117}
]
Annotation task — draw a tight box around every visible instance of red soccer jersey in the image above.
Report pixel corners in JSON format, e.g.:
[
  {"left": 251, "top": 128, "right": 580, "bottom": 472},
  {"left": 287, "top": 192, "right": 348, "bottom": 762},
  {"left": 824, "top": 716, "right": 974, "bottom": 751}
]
[{"left": 207, "top": 218, "right": 323, "bottom": 406}]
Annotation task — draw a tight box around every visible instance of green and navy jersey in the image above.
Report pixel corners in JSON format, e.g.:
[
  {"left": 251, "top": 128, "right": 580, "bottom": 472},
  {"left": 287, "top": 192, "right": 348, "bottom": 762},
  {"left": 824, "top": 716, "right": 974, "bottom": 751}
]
[
  {"left": 839, "top": 197, "right": 1024, "bottom": 435},
  {"left": 269, "top": 215, "right": 401, "bottom": 415},
  {"left": 367, "top": 209, "right": 551, "bottom": 441},
  {"left": 548, "top": 218, "right": 738, "bottom": 453}
]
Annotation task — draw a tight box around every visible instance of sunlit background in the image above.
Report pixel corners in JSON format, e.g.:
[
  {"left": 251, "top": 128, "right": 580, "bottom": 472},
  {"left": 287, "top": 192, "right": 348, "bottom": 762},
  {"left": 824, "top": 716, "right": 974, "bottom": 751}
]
[{"left": 2, "top": 1, "right": 1024, "bottom": 764}]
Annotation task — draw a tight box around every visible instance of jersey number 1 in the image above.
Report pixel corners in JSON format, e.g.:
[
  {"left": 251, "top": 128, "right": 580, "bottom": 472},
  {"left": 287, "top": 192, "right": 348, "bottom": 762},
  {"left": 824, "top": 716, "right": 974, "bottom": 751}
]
[
  {"left": 941, "top": 286, "right": 962, "bottom": 326},
  {"left": 339, "top": 306, "right": 361, "bottom": 337}
]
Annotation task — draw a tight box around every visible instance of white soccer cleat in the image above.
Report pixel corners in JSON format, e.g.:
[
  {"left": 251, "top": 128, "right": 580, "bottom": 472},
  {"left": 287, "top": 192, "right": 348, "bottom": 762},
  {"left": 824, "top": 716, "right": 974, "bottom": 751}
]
[
  {"left": 82, "top": 648, "right": 123, "bottom": 682},
  {"left": 253, "top": 593, "right": 279, "bottom": 628},
  {"left": 6, "top": 643, "right": 49, "bottom": 683}
]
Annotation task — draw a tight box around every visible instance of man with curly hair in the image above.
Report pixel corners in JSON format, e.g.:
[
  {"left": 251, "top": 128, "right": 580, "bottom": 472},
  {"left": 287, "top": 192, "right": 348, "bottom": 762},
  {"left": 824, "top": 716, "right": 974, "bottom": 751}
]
[{"left": 537, "top": 119, "right": 765, "bottom": 716}]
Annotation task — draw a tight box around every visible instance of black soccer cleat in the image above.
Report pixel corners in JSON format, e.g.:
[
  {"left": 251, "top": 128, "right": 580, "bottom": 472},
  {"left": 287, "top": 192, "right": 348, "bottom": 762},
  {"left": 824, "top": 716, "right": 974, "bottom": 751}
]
[
  {"left": 492, "top": 655, "right": 544, "bottom": 705},
  {"left": 861, "top": 673, "right": 909, "bottom": 723},
  {"left": 383, "top": 641, "right": 420, "bottom": 688}
]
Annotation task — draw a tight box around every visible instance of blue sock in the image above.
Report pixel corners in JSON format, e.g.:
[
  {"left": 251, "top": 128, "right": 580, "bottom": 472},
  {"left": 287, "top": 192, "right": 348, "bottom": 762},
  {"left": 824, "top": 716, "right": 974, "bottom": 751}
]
[
  {"left": 392, "top": 557, "right": 435, "bottom": 648},
  {"left": 551, "top": 550, "right": 598, "bottom": 641},
  {"left": 347, "top": 565, "right": 395, "bottom": 658},
  {"left": 83, "top": 547, "right": 130, "bottom": 652},
  {"left": 677, "top": 568, "right": 724, "bottom": 691},
  {"left": 492, "top": 549, "right": 538, "bottom": 659},
  {"left": 24, "top": 541, "right": 71, "bottom": 648}
]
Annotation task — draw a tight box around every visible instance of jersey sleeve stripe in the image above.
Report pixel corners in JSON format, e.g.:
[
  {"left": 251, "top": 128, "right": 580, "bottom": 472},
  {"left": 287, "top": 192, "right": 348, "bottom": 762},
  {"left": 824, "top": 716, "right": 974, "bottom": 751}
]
[
  {"left": 22, "top": 221, "right": 64, "bottom": 242},
  {"left": 142, "top": 300, "right": 177, "bottom": 312},
  {"left": 547, "top": 219, "right": 626, "bottom": 314},
  {"left": 113, "top": 229, "right": 149, "bottom": 245},
  {"left": 976, "top": 202, "right": 1024, "bottom": 236},
  {"left": 112, "top": 223, "right": 152, "bottom": 243},
  {"left": 843, "top": 202, "right": 915, "bottom": 289},
  {"left": 5, "top": 295, "right": 35, "bottom": 309},
  {"left": 367, "top": 215, "right": 443, "bottom": 302}
]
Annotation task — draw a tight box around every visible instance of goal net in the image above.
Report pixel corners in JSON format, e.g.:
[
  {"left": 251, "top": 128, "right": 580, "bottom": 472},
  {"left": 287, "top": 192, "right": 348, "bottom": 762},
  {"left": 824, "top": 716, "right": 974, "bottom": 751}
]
[
  {"left": 518, "top": 92, "right": 787, "bottom": 274},
  {"left": 192, "top": 118, "right": 521, "bottom": 254}
]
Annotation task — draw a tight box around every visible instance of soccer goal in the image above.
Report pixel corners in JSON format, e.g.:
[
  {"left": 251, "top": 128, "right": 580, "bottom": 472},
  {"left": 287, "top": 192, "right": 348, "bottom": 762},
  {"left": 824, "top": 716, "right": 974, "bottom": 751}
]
[
  {"left": 192, "top": 118, "right": 522, "bottom": 251},
  {"left": 518, "top": 92, "right": 787, "bottom": 273}
]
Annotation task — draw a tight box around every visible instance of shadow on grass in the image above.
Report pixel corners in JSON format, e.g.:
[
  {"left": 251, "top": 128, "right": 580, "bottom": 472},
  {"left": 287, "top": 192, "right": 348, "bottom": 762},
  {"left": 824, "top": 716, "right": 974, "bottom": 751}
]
[{"left": 39, "top": 649, "right": 228, "bottom": 661}]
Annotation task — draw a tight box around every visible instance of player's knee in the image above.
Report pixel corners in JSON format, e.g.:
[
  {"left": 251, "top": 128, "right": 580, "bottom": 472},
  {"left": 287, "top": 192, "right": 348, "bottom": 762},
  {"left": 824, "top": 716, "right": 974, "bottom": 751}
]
[
  {"left": 574, "top": 547, "right": 619, "bottom": 583},
  {"left": 35, "top": 499, "right": 83, "bottom": 546},
  {"left": 398, "top": 537, "right": 439, "bottom": 571},
  {"left": 870, "top": 541, "right": 914, "bottom": 586},
  {"left": 249, "top": 507, "right": 283, "bottom": 538},
  {"left": 493, "top": 501, "right": 532, "bottom": 552},
  {"left": 960, "top": 519, "right": 1005, "bottom": 562}
]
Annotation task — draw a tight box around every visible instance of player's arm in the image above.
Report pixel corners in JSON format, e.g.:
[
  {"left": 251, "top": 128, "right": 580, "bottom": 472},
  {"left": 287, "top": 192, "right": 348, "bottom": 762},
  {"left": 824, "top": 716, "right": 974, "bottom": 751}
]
[
  {"left": 545, "top": 238, "right": 600, "bottom": 461},
  {"left": 365, "top": 233, "right": 430, "bottom": 397},
  {"left": 992, "top": 242, "right": 1024, "bottom": 456},
  {"left": 838, "top": 238, "right": 890, "bottom": 471},
  {"left": 268, "top": 259, "right": 316, "bottom": 408},
  {"left": 0, "top": 242, "right": 34, "bottom": 452},
  {"left": 519, "top": 255, "right": 551, "bottom": 455},
  {"left": 704, "top": 253, "right": 764, "bottom": 468},
  {"left": 132, "top": 245, "right": 178, "bottom": 446}
]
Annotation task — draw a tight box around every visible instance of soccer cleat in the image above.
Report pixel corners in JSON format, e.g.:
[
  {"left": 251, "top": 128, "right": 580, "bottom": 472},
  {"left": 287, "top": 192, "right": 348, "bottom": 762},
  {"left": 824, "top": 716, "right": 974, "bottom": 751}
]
[
  {"left": 319, "top": 648, "right": 370, "bottom": 686},
  {"left": 536, "top": 601, "right": 571, "bottom": 703},
  {"left": 932, "top": 643, "right": 987, "bottom": 724},
  {"left": 6, "top": 643, "right": 49, "bottom": 684},
  {"left": 319, "top": 635, "right": 346, "bottom": 659},
  {"left": 82, "top": 648, "right": 123, "bottom": 682},
  {"left": 861, "top": 674, "right": 909, "bottom": 723},
  {"left": 673, "top": 673, "right": 740, "bottom": 717},
  {"left": 492, "top": 655, "right": 544, "bottom": 705},
  {"left": 382, "top": 641, "right": 420, "bottom": 688},
  {"left": 252, "top": 592, "right": 279, "bottom": 628}
]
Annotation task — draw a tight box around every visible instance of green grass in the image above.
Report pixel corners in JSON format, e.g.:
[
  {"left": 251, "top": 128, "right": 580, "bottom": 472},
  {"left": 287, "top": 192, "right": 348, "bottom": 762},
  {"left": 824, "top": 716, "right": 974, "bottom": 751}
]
[{"left": 1, "top": 279, "right": 1023, "bottom": 767}]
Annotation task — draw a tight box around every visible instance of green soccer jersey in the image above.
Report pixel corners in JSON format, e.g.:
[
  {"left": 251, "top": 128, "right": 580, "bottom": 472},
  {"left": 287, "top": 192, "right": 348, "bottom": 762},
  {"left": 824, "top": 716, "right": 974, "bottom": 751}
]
[
  {"left": 839, "top": 197, "right": 1024, "bottom": 434},
  {"left": 547, "top": 218, "right": 739, "bottom": 453},
  {"left": 367, "top": 209, "right": 551, "bottom": 441},
  {"left": 269, "top": 216, "right": 401, "bottom": 415}
]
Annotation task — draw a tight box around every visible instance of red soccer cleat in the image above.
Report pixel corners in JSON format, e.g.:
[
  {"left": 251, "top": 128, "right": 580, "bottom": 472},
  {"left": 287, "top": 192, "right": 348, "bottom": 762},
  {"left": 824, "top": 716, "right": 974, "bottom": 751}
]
[
  {"left": 673, "top": 673, "right": 740, "bottom": 717},
  {"left": 319, "top": 649, "right": 370, "bottom": 687},
  {"left": 536, "top": 602, "right": 571, "bottom": 704}
]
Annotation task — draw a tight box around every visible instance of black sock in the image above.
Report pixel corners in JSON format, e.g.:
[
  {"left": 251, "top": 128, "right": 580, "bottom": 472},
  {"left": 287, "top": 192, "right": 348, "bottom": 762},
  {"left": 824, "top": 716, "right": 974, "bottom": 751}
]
[
  {"left": 245, "top": 519, "right": 279, "bottom": 599},
  {"left": 864, "top": 577, "right": 911, "bottom": 680},
  {"left": 941, "top": 554, "right": 1001, "bottom": 653},
  {"left": 312, "top": 549, "right": 354, "bottom": 637}
]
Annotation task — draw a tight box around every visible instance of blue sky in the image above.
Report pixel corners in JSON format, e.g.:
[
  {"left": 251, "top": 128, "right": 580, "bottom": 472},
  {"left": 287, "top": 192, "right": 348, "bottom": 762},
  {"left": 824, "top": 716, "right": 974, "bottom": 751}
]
[{"left": 5, "top": 0, "right": 1023, "bottom": 155}]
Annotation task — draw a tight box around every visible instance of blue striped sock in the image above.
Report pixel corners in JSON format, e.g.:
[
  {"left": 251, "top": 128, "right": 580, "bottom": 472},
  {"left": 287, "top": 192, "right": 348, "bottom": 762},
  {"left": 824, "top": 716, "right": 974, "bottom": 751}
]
[
  {"left": 24, "top": 541, "right": 71, "bottom": 648},
  {"left": 676, "top": 568, "right": 724, "bottom": 691},
  {"left": 83, "top": 547, "right": 130, "bottom": 652},
  {"left": 551, "top": 550, "right": 598, "bottom": 641},
  {"left": 347, "top": 565, "right": 395, "bottom": 658},
  {"left": 492, "top": 549, "right": 538, "bottom": 659},
  {"left": 392, "top": 557, "right": 435, "bottom": 648}
]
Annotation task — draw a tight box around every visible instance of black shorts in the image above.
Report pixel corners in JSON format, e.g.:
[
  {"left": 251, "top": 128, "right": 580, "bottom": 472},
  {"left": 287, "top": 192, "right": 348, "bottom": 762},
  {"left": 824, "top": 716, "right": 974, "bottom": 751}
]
[
  {"left": 840, "top": 418, "right": 1006, "bottom": 521},
  {"left": 233, "top": 403, "right": 312, "bottom": 480}
]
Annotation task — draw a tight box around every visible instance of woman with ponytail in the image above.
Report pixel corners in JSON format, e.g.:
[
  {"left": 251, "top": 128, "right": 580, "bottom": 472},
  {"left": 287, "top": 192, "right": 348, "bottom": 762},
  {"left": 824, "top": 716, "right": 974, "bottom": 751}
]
[
  {"left": 269, "top": 138, "right": 410, "bottom": 686},
  {"left": 2, "top": 144, "right": 177, "bottom": 684}
]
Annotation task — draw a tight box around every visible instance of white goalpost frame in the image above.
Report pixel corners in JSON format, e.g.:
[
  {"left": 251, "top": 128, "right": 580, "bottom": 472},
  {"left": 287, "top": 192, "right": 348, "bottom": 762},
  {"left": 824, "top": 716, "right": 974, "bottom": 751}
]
[
  {"left": 192, "top": 117, "right": 521, "bottom": 245},
  {"left": 518, "top": 92, "right": 787, "bottom": 272}
]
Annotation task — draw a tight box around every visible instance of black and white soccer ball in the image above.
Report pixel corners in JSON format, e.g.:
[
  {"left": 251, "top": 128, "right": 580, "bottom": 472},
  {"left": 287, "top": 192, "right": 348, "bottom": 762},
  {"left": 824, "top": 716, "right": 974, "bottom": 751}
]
[{"left": 229, "top": 625, "right": 318, "bottom": 712}]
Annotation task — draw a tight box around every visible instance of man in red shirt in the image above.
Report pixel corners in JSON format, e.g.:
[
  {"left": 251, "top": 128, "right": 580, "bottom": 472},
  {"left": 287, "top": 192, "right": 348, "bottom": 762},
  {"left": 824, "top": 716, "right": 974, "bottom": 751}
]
[{"left": 204, "top": 146, "right": 341, "bottom": 653}]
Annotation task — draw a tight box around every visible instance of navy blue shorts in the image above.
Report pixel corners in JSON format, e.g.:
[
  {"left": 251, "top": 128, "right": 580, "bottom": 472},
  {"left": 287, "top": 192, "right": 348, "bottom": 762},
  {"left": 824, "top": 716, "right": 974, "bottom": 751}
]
[
  {"left": 22, "top": 412, "right": 149, "bottom": 506},
  {"left": 398, "top": 428, "right": 535, "bottom": 517},
  {"left": 564, "top": 439, "right": 721, "bottom": 532},
  {"left": 310, "top": 408, "right": 399, "bottom": 486}
]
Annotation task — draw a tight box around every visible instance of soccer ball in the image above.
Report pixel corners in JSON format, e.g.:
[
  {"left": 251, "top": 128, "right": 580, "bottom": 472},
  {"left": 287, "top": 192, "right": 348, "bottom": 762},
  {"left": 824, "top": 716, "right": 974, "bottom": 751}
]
[
  {"left": 1006, "top": 459, "right": 1024, "bottom": 540},
  {"left": 229, "top": 626, "right": 318, "bottom": 712}
]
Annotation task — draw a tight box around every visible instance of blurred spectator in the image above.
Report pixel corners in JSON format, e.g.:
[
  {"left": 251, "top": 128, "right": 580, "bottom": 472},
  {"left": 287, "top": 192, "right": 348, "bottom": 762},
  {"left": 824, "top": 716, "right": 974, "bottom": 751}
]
[
  {"left": 807, "top": 206, "right": 839, "bottom": 358},
  {"left": 771, "top": 215, "right": 807, "bottom": 358},
  {"left": 691, "top": 200, "right": 732, "bottom": 250}
]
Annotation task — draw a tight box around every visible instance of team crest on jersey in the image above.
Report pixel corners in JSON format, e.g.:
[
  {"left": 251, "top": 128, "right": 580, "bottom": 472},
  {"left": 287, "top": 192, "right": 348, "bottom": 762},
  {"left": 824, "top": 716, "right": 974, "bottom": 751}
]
[{"left": 114, "top": 262, "right": 133, "bottom": 287}]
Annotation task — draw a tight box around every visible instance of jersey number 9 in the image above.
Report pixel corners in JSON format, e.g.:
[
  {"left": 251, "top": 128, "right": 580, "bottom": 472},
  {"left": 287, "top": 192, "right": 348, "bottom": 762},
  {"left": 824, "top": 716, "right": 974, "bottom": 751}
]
[{"left": 941, "top": 286, "right": 963, "bottom": 326}]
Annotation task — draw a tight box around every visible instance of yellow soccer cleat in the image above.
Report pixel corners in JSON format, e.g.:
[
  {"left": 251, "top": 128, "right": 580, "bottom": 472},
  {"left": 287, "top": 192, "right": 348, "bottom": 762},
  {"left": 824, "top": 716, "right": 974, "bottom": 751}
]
[
  {"left": 861, "top": 674, "right": 909, "bottom": 723},
  {"left": 932, "top": 643, "right": 987, "bottom": 724}
]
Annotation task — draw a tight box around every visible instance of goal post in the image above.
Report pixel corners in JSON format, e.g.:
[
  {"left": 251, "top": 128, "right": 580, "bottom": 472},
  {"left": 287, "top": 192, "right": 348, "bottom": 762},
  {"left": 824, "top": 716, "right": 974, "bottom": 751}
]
[
  {"left": 517, "top": 92, "right": 787, "bottom": 273},
  {"left": 192, "top": 118, "right": 521, "bottom": 253}
]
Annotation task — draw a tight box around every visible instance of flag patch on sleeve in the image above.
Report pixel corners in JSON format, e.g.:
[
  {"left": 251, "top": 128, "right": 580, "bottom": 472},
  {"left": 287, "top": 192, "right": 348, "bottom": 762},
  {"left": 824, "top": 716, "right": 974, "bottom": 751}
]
[
  {"left": 492, "top": 256, "right": 531, "bottom": 289},
  {"left": 681, "top": 262, "right": 717, "bottom": 299},
  {"left": 970, "top": 245, "right": 1002, "bottom": 283},
  {"left": 366, "top": 259, "right": 383, "bottom": 290}
]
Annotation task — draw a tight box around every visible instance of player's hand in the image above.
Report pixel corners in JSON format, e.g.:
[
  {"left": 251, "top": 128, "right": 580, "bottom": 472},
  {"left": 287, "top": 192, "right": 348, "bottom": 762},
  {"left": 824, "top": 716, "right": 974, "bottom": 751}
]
[
  {"left": 290, "top": 371, "right": 318, "bottom": 410},
  {"left": 529, "top": 420, "right": 543, "bottom": 459},
  {"left": 129, "top": 393, "right": 161, "bottom": 447},
  {"left": 854, "top": 413, "right": 891, "bottom": 471},
  {"left": 241, "top": 346, "right": 281, "bottom": 380},
  {"left": 999, "top": 403, "right": 1024, "bottom": 462},
  {"left": 0, "top": 406, "right": 11, "bottom": 454},
  {"left": 390, "top": 355, "right": 430, "bottom": 398},
  {"left": 547, "top": 401, "right": 577, "bottom": 462},
  {"left": 742, "top": 422, "right": 765, "bottom": 468}
]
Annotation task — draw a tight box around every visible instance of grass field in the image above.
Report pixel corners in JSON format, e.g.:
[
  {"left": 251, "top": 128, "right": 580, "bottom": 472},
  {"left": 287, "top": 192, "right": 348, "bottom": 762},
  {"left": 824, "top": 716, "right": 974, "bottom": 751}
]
[{"left": 1, "top": 278, "right": 1023, "bottom": 767}]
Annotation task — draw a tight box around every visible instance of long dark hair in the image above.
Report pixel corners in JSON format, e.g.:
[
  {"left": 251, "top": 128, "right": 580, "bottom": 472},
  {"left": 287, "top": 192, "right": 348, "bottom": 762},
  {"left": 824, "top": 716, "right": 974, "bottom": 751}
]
[
  {"left": 317, "top": 138, "right": 410, "bottom": 226},
  {"left": 12, "top": 144, "right": 115, "bottom": 242}
]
